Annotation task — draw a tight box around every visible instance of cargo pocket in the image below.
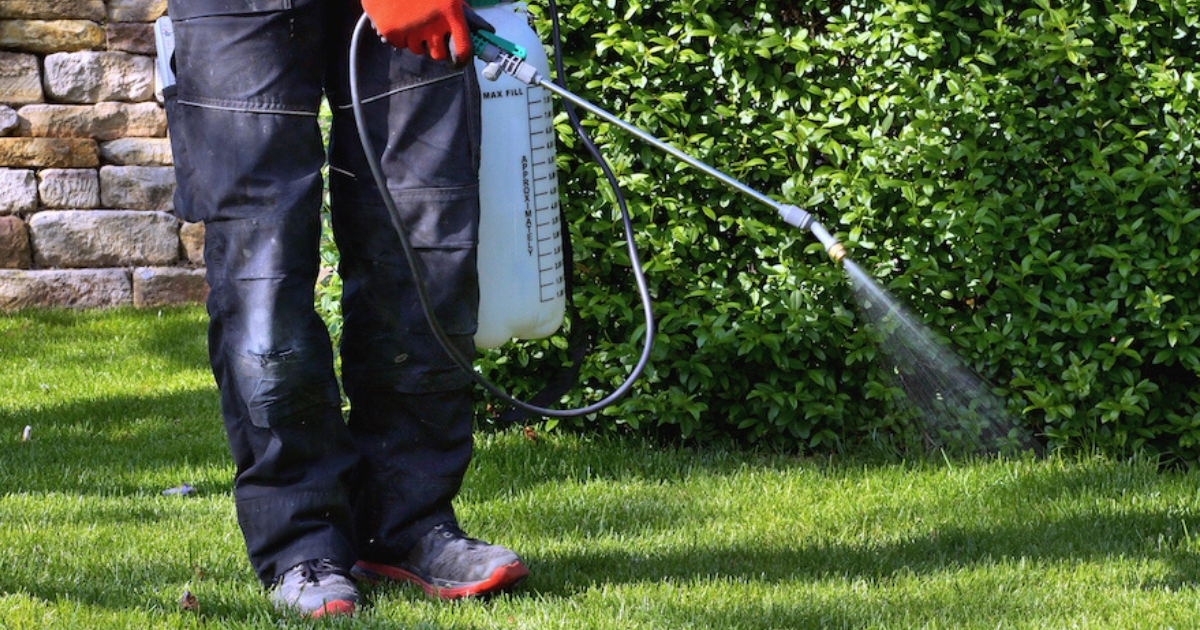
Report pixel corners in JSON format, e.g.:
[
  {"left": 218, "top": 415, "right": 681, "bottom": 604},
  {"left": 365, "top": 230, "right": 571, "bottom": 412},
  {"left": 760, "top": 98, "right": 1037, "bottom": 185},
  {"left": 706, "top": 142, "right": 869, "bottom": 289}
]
[{"left": 169, "top": 0, "right": 324, "bottom": 113}]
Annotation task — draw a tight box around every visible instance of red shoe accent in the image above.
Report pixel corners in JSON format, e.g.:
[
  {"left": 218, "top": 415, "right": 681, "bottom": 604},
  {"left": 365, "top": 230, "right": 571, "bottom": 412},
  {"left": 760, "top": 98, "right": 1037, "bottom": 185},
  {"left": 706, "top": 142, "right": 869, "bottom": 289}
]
[
  {"left": 309, "top": 599, "right": 356, "bottom": 618},
  {"left": 355, "top": 560, "right": 529, "bottom": 599}
]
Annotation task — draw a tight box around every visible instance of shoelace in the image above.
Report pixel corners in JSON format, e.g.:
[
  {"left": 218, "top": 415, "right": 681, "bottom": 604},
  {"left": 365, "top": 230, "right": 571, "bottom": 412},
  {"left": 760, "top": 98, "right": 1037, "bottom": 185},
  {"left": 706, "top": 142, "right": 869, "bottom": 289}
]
[
  {"left": 433, "top": 522, "right": 482, "bottom": 548},
  {"left": 298, "top": 559, "right": 347, "bottom": 584}
]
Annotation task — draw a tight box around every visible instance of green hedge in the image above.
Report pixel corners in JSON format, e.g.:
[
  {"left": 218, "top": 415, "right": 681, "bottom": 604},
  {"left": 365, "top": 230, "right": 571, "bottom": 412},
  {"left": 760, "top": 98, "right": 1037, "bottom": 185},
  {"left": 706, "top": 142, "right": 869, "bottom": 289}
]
[{"left": 328, "top": 0, "right": 1200, "bottom": 458}]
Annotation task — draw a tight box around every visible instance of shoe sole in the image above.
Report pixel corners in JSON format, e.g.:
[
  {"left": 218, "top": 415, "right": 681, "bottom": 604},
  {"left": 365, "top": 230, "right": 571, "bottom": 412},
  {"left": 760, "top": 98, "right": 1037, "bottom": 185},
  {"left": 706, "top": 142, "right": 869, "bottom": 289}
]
[
  {"left": 308, "top": 600, "right": 356, "bottom": 619},
  {"left": 354, "top": 560, "right": 529, "bottom": 600}
]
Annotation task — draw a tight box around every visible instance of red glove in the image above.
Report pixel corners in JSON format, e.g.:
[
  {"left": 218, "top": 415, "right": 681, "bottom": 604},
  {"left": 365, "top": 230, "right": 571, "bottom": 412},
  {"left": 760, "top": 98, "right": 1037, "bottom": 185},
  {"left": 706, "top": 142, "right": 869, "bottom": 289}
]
[{"left": 361, "top": 0, "right": 472, "bottom": 63}]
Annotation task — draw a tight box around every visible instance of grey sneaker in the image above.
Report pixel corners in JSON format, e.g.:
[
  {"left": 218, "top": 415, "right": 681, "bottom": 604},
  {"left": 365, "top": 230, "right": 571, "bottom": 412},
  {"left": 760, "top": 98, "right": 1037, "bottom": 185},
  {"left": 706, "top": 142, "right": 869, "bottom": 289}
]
[
  {"left": 270, "top": 559, "right": 359, "bottom": 618},
  {"left": 353, "top": 522, "right": 529, "bottom": 599}
]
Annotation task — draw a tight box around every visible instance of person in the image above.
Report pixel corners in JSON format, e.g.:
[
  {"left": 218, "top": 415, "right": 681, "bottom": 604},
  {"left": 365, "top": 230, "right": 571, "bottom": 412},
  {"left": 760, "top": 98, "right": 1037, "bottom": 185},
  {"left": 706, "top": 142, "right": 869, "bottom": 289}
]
[{"left": 163, "top": 0, "right": 528, "bottom": 618}]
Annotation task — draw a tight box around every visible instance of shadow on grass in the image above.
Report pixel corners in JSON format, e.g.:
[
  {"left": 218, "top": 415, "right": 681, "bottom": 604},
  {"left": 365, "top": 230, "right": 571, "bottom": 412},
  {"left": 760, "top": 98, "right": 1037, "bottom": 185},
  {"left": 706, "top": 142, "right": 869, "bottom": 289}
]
[
  {"left": 0, "top": 392, "right": 255, "bottom": 621},
  {"left": 0, "top": 388, "right": 228, "bottom": 496}
]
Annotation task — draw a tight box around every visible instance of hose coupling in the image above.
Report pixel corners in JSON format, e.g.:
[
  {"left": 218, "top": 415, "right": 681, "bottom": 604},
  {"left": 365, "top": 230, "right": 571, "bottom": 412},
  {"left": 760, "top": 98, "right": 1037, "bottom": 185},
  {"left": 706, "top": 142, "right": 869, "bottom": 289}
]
[{"left": 777, "top": 204, "right": 814, "bottom": 231}]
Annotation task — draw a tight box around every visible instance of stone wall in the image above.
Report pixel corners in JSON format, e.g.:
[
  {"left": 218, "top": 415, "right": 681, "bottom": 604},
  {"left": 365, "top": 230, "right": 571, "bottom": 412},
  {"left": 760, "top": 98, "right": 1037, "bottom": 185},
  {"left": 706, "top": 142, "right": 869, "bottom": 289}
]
[{"left": 0, "top": 0, "right": 206, "bottom": 310}]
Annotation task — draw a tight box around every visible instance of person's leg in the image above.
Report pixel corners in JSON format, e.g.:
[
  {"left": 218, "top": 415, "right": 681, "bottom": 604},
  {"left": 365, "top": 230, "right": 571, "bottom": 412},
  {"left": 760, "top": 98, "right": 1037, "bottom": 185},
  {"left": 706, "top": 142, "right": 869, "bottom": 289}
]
[
  {"left": 166, "top": 0, "right": 359, "bottom": 593},
  {"left": 326, "top": 8, "right": 481, "bottom": 560},
  {"left": 326, "top": 9, "right": 526, "bottom": 598}
]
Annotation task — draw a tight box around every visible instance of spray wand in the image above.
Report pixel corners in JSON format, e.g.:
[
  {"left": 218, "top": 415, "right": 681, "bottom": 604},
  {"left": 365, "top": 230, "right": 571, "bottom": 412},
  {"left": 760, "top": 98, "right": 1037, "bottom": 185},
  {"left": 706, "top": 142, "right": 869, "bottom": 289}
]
[{"left": 470, "top": 20, "right": 847, "bottom": 264}]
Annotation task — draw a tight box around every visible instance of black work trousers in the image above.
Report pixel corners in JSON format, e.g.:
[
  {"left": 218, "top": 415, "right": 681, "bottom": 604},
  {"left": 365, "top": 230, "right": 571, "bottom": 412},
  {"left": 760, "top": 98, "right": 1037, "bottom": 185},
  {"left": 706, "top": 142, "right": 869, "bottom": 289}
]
[{"left": 165, "top": 0, "right": 482, "bottom": 585}]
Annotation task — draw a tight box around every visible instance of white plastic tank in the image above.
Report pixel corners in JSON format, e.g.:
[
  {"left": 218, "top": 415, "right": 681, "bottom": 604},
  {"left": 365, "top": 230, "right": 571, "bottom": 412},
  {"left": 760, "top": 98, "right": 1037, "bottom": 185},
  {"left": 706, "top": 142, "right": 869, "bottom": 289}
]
[{"left": 471, "top": 1, "right": 566, "bottom": 349}]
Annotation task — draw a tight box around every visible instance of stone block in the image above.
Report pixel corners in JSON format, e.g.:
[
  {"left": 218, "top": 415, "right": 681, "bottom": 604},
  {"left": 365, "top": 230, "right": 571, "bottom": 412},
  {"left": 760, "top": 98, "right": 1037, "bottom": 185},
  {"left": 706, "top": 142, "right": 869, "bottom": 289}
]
[
  {"left": 0, "top": 20, "right": 105, "bottom": 55},
  {"left": 0, "top": 0, "right": 106, "bottom": 20},
  {"left": 100, "top": 165, "right": 175, "bottom": 210},
  {"left": 0, "top": 168, "right": 38, "bottom": 214},
  {"left": 0, "top": 138, "right": 98, "bottom": 168},
  {"left": 179, "top": 220, "right": 204, "bottom": 264},
  {"left": 105, "top": 22, "right": 156, "bottom": 55},
  {"left": 0, "top": 52, "right": 43, "bottom": 105},
  {"left": 133, "top": 266, "right": 208, "bottom": 307},
  {"left": 43, "top": 51, "right": 154, "bottom": 104},
  {"left": 29, "top": 209, "right": 179, "bottom": 267},
  {"left": 100, "top": 137, "right": 173, "bottom": 165},
  {"left": 18, "top": 102, "right": 166, "bottom": 139},
  {"left": 106, "top": 0, "right": 167, "bottom": 22},
  {"left": 0, "top": 268, "right": 131, "bottom": 310},
  {"left": 0, "top": 215, "right": 31, "bottom": 269},
  {"left": 38, "top": 168, "right": 100, "bottom": 209},
  {"left": 0, "top": 105, "right": 17, "bottom": 136}
]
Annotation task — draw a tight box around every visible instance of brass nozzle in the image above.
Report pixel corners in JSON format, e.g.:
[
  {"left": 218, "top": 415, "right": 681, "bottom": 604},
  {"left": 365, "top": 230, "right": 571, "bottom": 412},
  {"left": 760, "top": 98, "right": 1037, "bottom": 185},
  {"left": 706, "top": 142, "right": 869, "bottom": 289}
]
[{"left": 807, "top": 220, "right": 844, "bottom": 265}]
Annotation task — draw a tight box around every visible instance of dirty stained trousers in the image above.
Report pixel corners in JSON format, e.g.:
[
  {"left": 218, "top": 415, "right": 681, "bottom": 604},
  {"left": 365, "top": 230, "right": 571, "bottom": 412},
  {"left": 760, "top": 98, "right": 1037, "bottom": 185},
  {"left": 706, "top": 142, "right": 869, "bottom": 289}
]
[{"left": 164, "top": 0, "right": 482, "bottom": 585}]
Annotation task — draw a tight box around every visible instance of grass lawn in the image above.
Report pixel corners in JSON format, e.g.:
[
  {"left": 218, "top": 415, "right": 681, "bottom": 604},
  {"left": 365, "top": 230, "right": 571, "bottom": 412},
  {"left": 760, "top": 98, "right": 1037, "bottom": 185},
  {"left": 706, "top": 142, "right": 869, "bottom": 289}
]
[{"left": 3, "top": 307, "right": 1200, "bottom": 628}]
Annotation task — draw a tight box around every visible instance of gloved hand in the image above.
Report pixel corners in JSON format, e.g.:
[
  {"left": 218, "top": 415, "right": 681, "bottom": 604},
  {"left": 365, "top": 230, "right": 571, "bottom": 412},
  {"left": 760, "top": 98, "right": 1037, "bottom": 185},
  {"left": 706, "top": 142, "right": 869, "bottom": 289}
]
[{"left": 361, "top": 0, "right": 472, "bottom": 63}]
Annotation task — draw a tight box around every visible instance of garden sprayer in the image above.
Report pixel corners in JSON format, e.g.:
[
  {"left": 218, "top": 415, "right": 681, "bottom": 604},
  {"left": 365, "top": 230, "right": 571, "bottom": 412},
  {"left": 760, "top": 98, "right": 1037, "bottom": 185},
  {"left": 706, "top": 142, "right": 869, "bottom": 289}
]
[{"left": 348, "top": 2, "right": 846, "bottom": 419}]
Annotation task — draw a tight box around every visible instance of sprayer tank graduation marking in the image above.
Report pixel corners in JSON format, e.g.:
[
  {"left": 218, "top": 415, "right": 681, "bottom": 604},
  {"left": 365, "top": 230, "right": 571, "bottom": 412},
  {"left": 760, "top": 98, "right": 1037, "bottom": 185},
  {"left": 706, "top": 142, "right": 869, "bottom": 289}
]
[{"left": 528, "top": 88, "right": 564, "bottom": 302}]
